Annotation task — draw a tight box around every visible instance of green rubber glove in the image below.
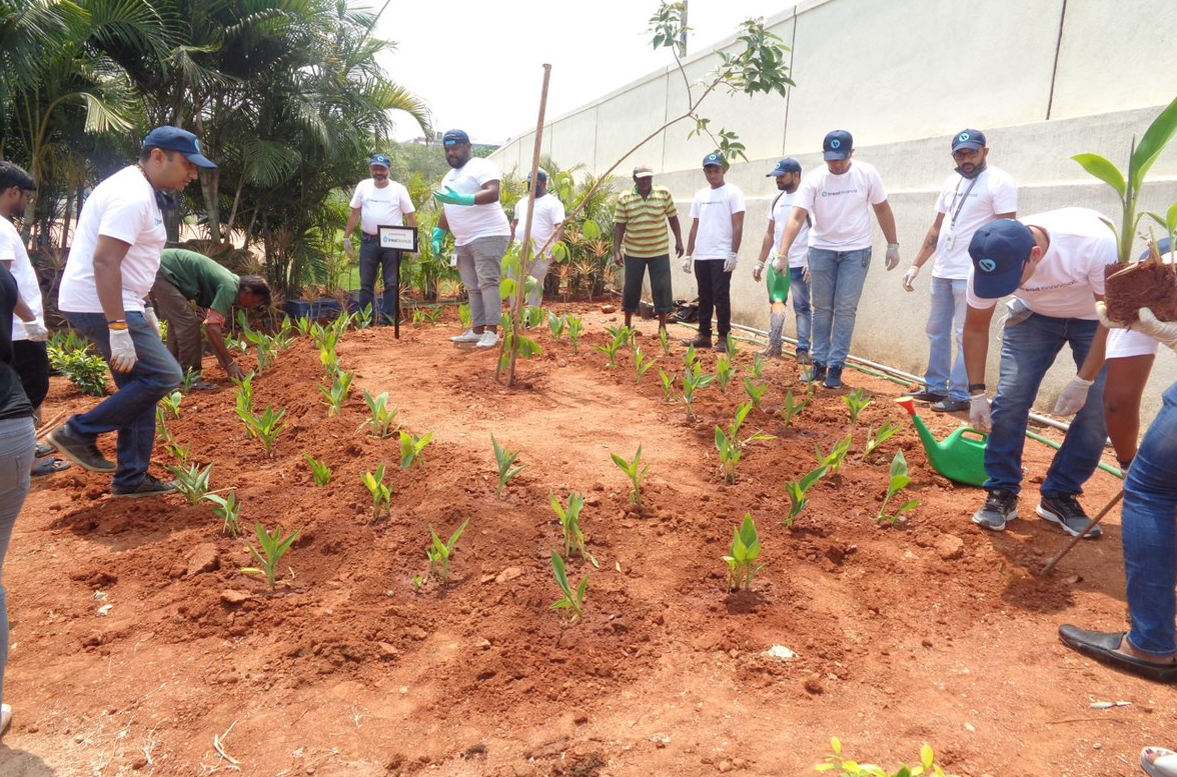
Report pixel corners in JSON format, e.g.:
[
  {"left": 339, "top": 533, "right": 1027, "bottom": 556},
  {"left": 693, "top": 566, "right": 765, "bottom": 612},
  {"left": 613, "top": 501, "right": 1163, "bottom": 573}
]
[
  {"left": 433, "top": 186, "right": 476, "bottom": 206},
  {"left": 431, "top": 226, "right": 447, "bottom": 256}
]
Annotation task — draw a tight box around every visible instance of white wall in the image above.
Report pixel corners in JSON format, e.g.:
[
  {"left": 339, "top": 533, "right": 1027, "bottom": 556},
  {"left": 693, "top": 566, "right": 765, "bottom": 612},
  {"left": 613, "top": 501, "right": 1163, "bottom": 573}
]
[{"left": 490, "top": 0, "right": 1177, "bottom": 420}]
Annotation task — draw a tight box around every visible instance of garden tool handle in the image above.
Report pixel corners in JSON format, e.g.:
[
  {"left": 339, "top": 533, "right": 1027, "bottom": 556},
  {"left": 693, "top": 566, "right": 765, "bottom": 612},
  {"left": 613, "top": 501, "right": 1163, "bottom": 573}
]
[{"left": 1040, "top": 489, "right": 1124, "bottom": 576}]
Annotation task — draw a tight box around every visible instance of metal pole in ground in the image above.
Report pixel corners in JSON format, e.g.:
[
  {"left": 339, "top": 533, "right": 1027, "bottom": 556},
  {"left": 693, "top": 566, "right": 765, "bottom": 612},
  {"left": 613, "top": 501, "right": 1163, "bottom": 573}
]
[{"left": 1039, "top": 489, "right": 1124, "bottom": 576}]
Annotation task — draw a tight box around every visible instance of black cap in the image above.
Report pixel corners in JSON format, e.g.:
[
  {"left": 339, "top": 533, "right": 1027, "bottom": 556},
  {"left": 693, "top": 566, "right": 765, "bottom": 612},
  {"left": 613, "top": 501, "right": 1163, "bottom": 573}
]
[
  {"left": 442, "top": 129, "right": 470, "bottom": 146},
  {"left": 952, "top": 129, "right": 986, "bottom": 152},
  {"left": 767, "top": 158, "right": 802, "bottom": 177}
]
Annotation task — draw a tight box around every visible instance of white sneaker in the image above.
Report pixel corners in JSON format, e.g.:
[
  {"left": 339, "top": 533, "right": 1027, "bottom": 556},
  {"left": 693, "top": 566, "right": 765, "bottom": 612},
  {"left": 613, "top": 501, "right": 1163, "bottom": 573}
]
[
  {"left": 475, "top": 331, "right": 500, "bottom": 348},
  {"left": 450, "top": 329, "right": 480, "bottom": 343}
]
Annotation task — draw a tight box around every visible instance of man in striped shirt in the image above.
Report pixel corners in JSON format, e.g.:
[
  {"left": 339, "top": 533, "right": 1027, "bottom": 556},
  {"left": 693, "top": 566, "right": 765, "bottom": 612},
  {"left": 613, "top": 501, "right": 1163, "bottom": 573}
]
[{"left": 613, "top": 165, "right": 684, "bottom": 333}]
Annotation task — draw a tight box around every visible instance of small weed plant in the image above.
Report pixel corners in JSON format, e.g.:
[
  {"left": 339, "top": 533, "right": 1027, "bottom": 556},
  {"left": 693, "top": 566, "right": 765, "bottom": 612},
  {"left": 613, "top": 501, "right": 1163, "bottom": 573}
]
[
  {"left": 400, "top": 430, "right": 434, "bottom": 469},
  {"left": 863, "top": 421, "right": 900, "bottom": 462},
  {"left": 877, "top": 450, "right": 919, "bottom": 526},
  {"left": 170, "top": 462, "right": 214, "bottom": 505},
  {"left": 427, "top": 518, "right": 470, "bottom": 584},
  {"left": 551, "top": 493, "right": 598, "bottom": 567},
  {"left": 550, "top": 551, "right": 588, "bottom": 622},
  {"left": 814, "top": 737, "right": 957, "bottom": 777},
  {"left": 320, "top": 370, "right": 354, "bottom": 417},
  {"left": 362, "top": 390, "right": 400, "bottom": 438},
  {"left": 241, "top": 523, "right": 302, "bottom": 592},
  {"left": 492, "top": 434, "right": 525, "bottom": 497},
  {"left": 204, "top": 491, "right": 241, "bottom": 538},
  {"left": 611, "top": 445, "right": 649, "bottom": 507},
  {"left": 843, "top": 388, "right": 873, "bottom": 424},
  {"left": 783, "top": 465, "right": 828, "bottom": 528},
  {"left": 362, "top": 464, "right": 393, "bottom": 520},
  {"left": 304, "top": 455, "right": 332, "bottom": 486},
  {"left": 817, "top": 435, "right": 853, "bottom": 475},
  {"left": 722, "top": 514, "right": 763, "bottom": 592}
]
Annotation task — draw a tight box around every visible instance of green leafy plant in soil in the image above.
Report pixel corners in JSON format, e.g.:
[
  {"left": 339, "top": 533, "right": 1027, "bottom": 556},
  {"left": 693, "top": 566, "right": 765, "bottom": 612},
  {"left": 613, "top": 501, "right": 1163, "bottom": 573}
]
[
  {"left": 715, "top": 402, "right": 776, "bottom": 485},
  {"left": 241, "top": 523, "right": 302, "bottom": 592},
  {"left": 743, "top": 376, "right": 768, "bottom": 410},
  {"left": 458, "top": 303, "right": 472, "bottom": 330},
  {"left": 163, "top": 440, "right": 190, "bottom": 467},
  {"left": 817, "top": 434, "right": 853, "bottom": 476},
  {"left": 400, "top": 430, "right": 433, "bottom": 469},
  {"left": 204, "top": 491, "right": 241, "bottom": 538},
  {"left": 157, "top": 390, "right": 183, "bottom": 420},
  {"left": 565, "top": 314, "right": 584, "bottom": 352},
  {"left": 244, "top": 329, "right": 277, "bottom": 373},
  {"left": 658, "top": 327, "right": 672, "bottom": 357},
  {"left": 427, "top": 518, "right": 470, "bottom": 584},
  {"left": 362, "top": 390, "right": 400, "bottom": 438},
  {"left": 238, "top": 406, "right": 286, "bottom": 457},
  {"left": 548, "top": 312, "right": 567, "bottom": 340},
  {"left": 362, "top": 463, "right": 393, "bottom": 520},
  {"left": 658, "top": 368, "right": 677, "bottom": 403},
  {"left": 170, "top": 462, "right": 214, "bottom": 505},
  {"left": 681, "top": 364, "right": 715, "bottom": 421},
  {"left": 863, "top": 421, "right": 900, "bottom": 462},
  {"left": 179, "top": 368, "right": 201, "bottom": 394},
  {"left": 783, "top": 465, "right": 828, "bottom": 528},
  {"left": 633, "top": 345, "right": 656, "bottom": 384},
  {"left": 779, "top": 388, "right": 809, "bottom": 429},
  {"left": 304, "top": 455, "right": 332, "bottom": 486},
  {"left": 551, "top": 493, "right": 599, "bottom": 568},
  {"left": 843, "top": 388, "right": 873, "bottom": 424},
  {"left": 295, "top": 315, "right": 313, "bottom": 337},
  {"left": 750, "top": 354, "right": 765, "bottom": 379},
  {"left": 594, "top": 332, "right": 624, "bottom": 368},
  {"left": 722, "top": 513, "right": 763, "bottom": 592},
  {"left": 48, "top": 345, "right": 108, "bottom": 397},
  {"left": 877, "top": 450, "right": 919, "bottom": 526},
  {"left": 550, "top": 551, "right": 588, "bottom": 622},
  {"left": 814, "top": 737, "right": 957, "bottom": 776},
  {"left": 320, "top": 370, "right": 354, "bottom": 417},
  {"left": 715, "top": 354, "right": 735, "bottom": 391},
  {"left": 492, "top": 434, "right": 525, "bottom": 497},
  {"left": 611, "top": 445, "right": 649, "bottom": 507},
  {"left": 232, "top": 372, "right": 254, "bottom": 416}
]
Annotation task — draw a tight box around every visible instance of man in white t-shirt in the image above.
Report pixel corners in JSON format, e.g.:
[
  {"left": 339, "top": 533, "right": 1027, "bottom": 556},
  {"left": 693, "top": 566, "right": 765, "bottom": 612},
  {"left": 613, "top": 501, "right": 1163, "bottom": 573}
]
[
  {"left": 682, "top": 153, "right": 745, "bottom": 353},
  {"left": 343, "top": 153, "right": 417, "bottom": 326},
  {"left": 774, "top": 130, "right": 901, "bottom": 389},
  {"left": 753, "top": 158, "right": 811, "bottom": 361},
  {"left": 902, "top": 129, "right": 1018, "bottom": 413},
  {"left": 432, "top": 129, "right": 513, "bottom": 349},
  {"left": 510, "top": 168, "right": 565, "bottom": 308},
  {"left": 47, "top": 126, "right": 216, "bottom": 498},
  {"left": 962, "top": 211, "right": 1115, "bottom": 538}
]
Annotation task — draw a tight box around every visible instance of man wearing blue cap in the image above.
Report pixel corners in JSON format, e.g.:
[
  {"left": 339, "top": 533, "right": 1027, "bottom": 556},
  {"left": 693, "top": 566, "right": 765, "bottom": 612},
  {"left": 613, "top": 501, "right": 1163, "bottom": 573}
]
[
  {"left": 774, "top": 130, "right": 901, "bottom": 388},
  {"left": 343, "top": 153, "right": 417, "bottom": 325},
  {"left": 754, "top": 158, "right": 811, "bottom": 360},
  {"left": 902, "top": 129, "right": 1018, "bottom": 413},
  {"left": 510, "top": 168, "right": 565, "bottom": 308},
  {"left": 962, "top": 208, "right": 1117, "bottom": 536},
  {"left": 432, "top": 130, "right": 512, "bottom": 348},
  {"left": 48, "top": 126, "right": 216, "bottom": 497},
  {"left": 682, "top": 152, "right": 745, "bottom": 353}
]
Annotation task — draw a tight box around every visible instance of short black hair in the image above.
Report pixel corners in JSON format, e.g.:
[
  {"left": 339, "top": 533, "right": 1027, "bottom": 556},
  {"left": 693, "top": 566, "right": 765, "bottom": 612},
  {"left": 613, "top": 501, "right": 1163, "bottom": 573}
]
[
  {"left": 138, "top": 147, "right": 177, "bottom": 164},
  {"left": 0, "top": 161, "right": 35, "bottom": 193},
  {"left": 239, "top": 275, "right": 272, "bottom": 307}
]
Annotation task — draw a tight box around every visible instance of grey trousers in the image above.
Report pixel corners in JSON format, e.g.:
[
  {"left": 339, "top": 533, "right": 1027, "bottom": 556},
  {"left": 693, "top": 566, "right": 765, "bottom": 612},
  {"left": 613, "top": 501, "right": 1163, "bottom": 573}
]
[
  {"left": 0, "top": 415, "right": 35, "bottom": 709},
  {"left": 150, "top": 274, "right": 203, "bottom": 375},
  {"left": 456, "top": 236, "right": 509, "bottom": 328}
]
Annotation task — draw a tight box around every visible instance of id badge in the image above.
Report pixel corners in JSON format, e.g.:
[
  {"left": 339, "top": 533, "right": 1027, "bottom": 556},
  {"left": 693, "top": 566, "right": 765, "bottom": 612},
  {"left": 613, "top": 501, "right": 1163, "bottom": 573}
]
[
  {"left": 449, "top": 253, "right": 458, "bottom": 268},
  {"left": 942, "top": 229, "right": 956, "bottom": 251}
]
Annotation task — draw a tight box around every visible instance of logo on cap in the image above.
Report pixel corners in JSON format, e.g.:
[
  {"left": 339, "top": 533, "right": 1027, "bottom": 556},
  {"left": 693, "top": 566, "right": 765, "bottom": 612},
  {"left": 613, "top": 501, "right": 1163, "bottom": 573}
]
[
  {"left": 194, "top": 139, "right": 202, "bottom": 153},
  {"left": 830, "top": 139, "right": 841, "bottom": 149},
  {"left": 708, "top": 154, "right": 718, "bottom": 161},
  {"left": 958, "top": 133, "right": 970, "bottom": 143},
  {"left": 979, "top": 258, "right": 996, "bottom": 273}
]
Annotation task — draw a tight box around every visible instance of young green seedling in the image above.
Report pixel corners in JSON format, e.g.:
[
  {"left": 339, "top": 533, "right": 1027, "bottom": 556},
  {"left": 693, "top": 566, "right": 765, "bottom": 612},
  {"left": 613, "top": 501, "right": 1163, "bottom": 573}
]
[
  {"left": 362, "top": 390, "right": 400, "bottom": 438},
  {"left": 548, "top": 312, "right": 567, "bottom": 340},
  {"left": 778, "top": 389, "right": 809, "bottom": 430},
  {"left": 295, "top": 315, "right": 313, "bottom": 337},
  {"left": 357, "top": 304, "right": 376, "bottom": 329},
  {"left": 550, "top": 551, "right": 588, "bottom": 623},
  {"left": 877, "top": 449, "right": 919, "bottom": 526},
  {"left": 783, "top": 464, "right": 828, "bottom": 528},
  {"left": 204, "top": 491, "right": 241, "bottom": 538},
  {"left": 400, "top": 430, "right": 434, "bottom": 469},
  {"left": 715, "top": 354, "right": 735, "bottom": 392},
  {"left": 427, "top": 518, "right": 471, "bottom": 584},
  {"left": 524, "top": 305, "right": 546, "bottom": 331},
  {"left": 862, "top": 420, "right": 900, "bottom": 462},
  {"left": 566, "top": 316, "right": 584, "bottom": 353},
  {"left": 843, "top": 387, "right": 873, "bottom": 424},
  {"left": 320, "top": 369, "right": 354, "bottom": 417},
  {"left": 551, "top": 493, "right": 599, "bottom": 568},
  {"left": 815, "top": 737, "right": 957, "bottom": 777},
  {"left": 604, "top": 325, "right": 635, "bottom": 349},
  {"left": 164, "top": 440, "right": 191, "bottom": 466},
  {"left": 239, "top": 406, "right": 286, "bottom": 457},
  {"left": 658, "top": 327, "right": 672, "bottom": 357},
  {"left": 743, "top": 376, "right": 769, "bottom": 410},
  {"left": 684, "top": 343, "right": 700, "bottom": 371},
  {"left": 180, "top": 368, "right": 201, "bottom": 394},
  {"left": 304, "top": 454, "right": 332, "bottom": 486},
  {"left": 633, "top": 346, "right": 656, "bottom": 384},
  {"left": 681, "top": 364, "right": 715, "bottom": 421},
  {"left": 244, "top": 329, "right": 277, "bottom": 373},
  {"left": 232, "top": 372, "right": 254, "bottom": 416},
  {"left": 158, "top": 390, "right": 183, "bottom": 420},
  {"left": 816, "top": 434, "right": 853, "bottom": 475},
  {"left": 722, "top": 513, "right": 763, "bottom": 592},
  {"left": 715, "top": 402, "right": 776, "bottom": 484},
  {"left": 593, "top": 337, "right": 623, "bottom": 368},
  {"left": 169, "top": 462, "right": 214, "bottom": 506},
  {"left": 610, "top": 445, "right": 649, "bottom": 507},
  {"left": 317, "top": 329, "right": 340, "bottom": 372},
  {"left": 724, "top": 335, "right": 740, "bottom": 358},
  {"left": 658, "top": 368, "right": 677, "bottom": 403},
  {"left": 241, "top": 523, "right": 302, "bottom": 592},
  {"left": 459, "top": 302, "right": 473, "bottom": 330},
  {"left": 492, "top": 434, "right": 525, "bottom": 497},
  {"left": 750, "top": 354, "right": 765, "bottom": 379},
  {"left": 361, "top": 463, "right": 393, "bottom": 520}
]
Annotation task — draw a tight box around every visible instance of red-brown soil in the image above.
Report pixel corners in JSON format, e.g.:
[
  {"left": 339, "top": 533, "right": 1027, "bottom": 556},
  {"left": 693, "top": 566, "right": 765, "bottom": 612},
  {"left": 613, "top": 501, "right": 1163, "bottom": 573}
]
[
  {"left": 0, "top": 305, "right": 1165, "bottom": 777},
  {"left": 1104, "top": 261, "right": 1177, "bottom": 323}
]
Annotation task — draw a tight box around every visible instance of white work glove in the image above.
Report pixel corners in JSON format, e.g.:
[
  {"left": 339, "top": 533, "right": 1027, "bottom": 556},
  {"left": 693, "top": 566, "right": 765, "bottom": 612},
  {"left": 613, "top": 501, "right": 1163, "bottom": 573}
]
[
  {"left": 771, "top": 251, "right": 786, "bottom": 273},
  {"left": 901, "top": 264, "right": 920, "bottom": 292},
  {"left": 143, "top": 306, "right": 161, "bottom": 337},
  {"left": 23, "top": 321, "right": 48, "bottom": 342},
  {"left": 885, "top": 243, "right": 901, "bottom": 271},
  {"left": 969, "top": 394, "right": 992, "bottom": 434},
  {"left": 681, "top": 255, "right": 693, "bottom": 274},
  {"left": 109, "top": 328, "right": 138, "bottom": 372},
  {"left": 1128, "top": 306, "right": 1177, "bottom": 352},
  {"left": 723, "top": 251, "right": 738, "bottom": 273},
  {"left": 752, "top": 260, "right": 765, "bottom": 283},
  {"left": 1053, "top": 375, "right": 1095, "bottom": 416},
  {"left": 1094, "top": 301, "right": 1125, "bottom": 330},
  {"left": 344, "top": 234, "right": 356, "bottom": 258}
]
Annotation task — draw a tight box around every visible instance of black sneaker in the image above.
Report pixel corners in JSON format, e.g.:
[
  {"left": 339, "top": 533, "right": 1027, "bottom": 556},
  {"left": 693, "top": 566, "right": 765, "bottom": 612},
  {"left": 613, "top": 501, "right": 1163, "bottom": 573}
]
[
  {"left": 681, "top": 335, "right": 713, "bottom": 349},
  {"left": 111, "top": 474, "right": 179, "bottom": 499},
  {"left": 973, "top": 489, "right": 1018, "bottom": 531},
  {"left": 803, "top": 363, "right": 827, "bottom": 383},
  {"left": 1037, "top": 494, "right": 1103, "bottom": 539},
  {"left": 903, "top": 389, "right": 948, "bottom": 403},
  {"left": 930, "top": 397, "right": 970, "bottom": 413},
  {"left": 824, "top": 365, "right": 844, "bottom": 389},
  {"left": 46, "top": 425, "right": 115, "bottom": 473}
]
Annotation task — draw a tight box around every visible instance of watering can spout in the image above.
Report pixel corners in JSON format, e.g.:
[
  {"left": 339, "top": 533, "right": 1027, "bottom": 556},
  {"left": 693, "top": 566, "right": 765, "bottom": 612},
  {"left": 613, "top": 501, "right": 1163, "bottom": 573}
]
[{"left": 893, "top": 397, "right": 989, "bottom": 487}]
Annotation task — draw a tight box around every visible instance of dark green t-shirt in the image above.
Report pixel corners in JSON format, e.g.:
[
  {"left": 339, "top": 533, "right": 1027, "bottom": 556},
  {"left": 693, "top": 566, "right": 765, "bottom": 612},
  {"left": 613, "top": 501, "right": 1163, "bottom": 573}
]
[{"left": 158, "top": 249, "right": 241, "bottom": 317}]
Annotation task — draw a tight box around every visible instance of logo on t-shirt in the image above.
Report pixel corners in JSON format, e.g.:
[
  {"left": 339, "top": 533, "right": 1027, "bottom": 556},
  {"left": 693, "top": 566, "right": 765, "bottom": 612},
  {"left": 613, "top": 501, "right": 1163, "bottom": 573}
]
[{"left": 821, "top": 188, "right": 858, "bottom": 198}]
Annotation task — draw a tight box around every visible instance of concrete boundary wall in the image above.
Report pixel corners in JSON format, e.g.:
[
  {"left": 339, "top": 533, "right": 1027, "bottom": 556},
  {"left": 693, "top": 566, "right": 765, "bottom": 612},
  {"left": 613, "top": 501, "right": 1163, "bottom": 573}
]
[{"left": 490, "top": 0, "right": 1177, "bottom": 421}]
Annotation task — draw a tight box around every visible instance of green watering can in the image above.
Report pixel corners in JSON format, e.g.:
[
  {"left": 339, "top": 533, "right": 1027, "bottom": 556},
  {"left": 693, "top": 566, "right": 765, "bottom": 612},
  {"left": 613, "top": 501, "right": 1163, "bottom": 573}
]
[{"left": 895, "top": 397, "right": 989, "bottom": 487}]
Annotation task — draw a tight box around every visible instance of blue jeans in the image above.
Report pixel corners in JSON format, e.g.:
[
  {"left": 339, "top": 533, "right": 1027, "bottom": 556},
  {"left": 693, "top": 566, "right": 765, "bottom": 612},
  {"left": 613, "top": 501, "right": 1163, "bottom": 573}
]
[
  {"left": 1122, "top": 380, "right": 1177, "bottom": 657},
  {"left": 924, "top": 276, "right": 969, "bottom": 401},
  {"left": 808, "top": 247, "right": 871, "bottom": 367},
  {"left": 0, "top": 415, "right": 35, "bottom": 709},
  {"left": 984, "top": 313, "right": 1107, "bottom": 496},
  {"left": 65, "top": 311, "right": 183, "bottom": 489},
  {"left": 790, "top": 266, "right": 812, "bottom": 353},
  {"left": 358, "top": 238, "right": 402, "bottom": 325}
]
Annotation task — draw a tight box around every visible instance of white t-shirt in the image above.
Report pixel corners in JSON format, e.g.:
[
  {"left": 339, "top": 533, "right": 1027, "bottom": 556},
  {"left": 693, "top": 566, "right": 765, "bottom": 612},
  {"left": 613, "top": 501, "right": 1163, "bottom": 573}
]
[
  {"left": 966, "top": 207, "right": 1117, "bottom": 320},
  {"left": 440, "top": 157, "right": 511, "bottom": 246},
  {"left": 349, "top": 179, "right": 415, "bottom": 234},
  {"left": 0, "top": 216, "right": 44, "bottom": 340},
  {"left": 513, "top": 193, "right": 566, "bottom": 257},
  {"left": 1106, "top": 246, "right": 1177, "bottom": 359},
  {"left": 689, "top": 183, "right": 746, "bottom": 260},
  {"left": 933, "top": 166, "right": 1019, "bottom": 279},
  {"left": 795, "top": 161, "right": 887, "bottom": 251},
  {"left": 59, "top": 166, "right": 166, "bottom": 313},
  {"left": 771, "top": 190, "right": 811, "bottom": 268}
]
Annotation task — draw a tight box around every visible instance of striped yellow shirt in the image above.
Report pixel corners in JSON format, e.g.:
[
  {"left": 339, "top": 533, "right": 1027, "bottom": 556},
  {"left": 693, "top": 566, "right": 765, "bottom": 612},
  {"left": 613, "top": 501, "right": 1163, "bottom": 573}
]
[{"left": 615, "top": 185, "right": 678, "bottom": 258}]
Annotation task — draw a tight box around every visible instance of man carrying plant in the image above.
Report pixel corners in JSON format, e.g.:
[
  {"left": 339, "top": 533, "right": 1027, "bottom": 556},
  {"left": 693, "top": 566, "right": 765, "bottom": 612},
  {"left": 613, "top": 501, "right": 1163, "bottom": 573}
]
[
  {"left": 752, "top": 158, "right": 811, "bottom": 361},
  {"left": 47, "top": 126, "right": 216, "bottom": 498},
  {"left": 774, "top": 130, "right": 901, "bottom": 389},
  {"left": 613, "top": 165, "right": 684, "bottom": 333},
  {"left": 432, "top": 129, "right": 512, "bottom": 349},
  {"left": 342, "top": 153, "right": 417, "bottom": 325},
  {"left": 150, "top": 248, "right": 272, "bottom": 384},
  {"left": 901, "top": 129, "right": 1018, "bottom": 413},
  {"left": 510, "top": 168, "right": 565, "bottom": 309},
  {"left": 682, "top": 153, "right": 745, "bottom": 353},
  {"left": 962, "top": 212, "right": 1116, "bottom": 537}
]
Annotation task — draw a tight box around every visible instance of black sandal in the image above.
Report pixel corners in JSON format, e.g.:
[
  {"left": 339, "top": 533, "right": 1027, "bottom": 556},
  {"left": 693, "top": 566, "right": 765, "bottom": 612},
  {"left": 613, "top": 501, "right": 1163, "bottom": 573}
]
[{"left": 1059, "top": 625, "right": 1177, "bottom": 683}]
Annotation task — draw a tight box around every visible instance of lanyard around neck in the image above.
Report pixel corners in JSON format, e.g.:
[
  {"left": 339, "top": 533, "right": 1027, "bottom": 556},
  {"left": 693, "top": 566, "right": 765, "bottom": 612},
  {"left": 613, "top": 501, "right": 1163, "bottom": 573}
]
[{"left": 949, "top": 173, "right": 980, "bottom": 227}]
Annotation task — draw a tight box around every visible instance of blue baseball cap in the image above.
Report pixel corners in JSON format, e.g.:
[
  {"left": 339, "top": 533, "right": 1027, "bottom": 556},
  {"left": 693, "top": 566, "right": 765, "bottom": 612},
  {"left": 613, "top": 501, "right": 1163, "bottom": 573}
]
[
  {"left": 702, "top": 152, "right": 727, "bottom": 169},
  {"left": 526, "top": 168, "right": 548, "bottom": 182},
  {"left": 969, "top": 219, "right": 1036, "bottom": 299},
  {"left": 443, "top": 129, "right": 470, "bottom": 146},
  {"left": 767, "top": 158, "right": 802, "bottom": 177},
  {"left": 1140, "top": 237, "right": 1173, "bottom": 260},
  {"left": 823, "top": 130, "right": 853, "bottom": 161},
  {"left": 142, "top": 126, "right": 217, "bottom": 169},
  {"left": 952, "top": 129, "right": 986, "bottom": 152},
  {"left": 369, "top": 154, "right": 391, "bottom": 168}
]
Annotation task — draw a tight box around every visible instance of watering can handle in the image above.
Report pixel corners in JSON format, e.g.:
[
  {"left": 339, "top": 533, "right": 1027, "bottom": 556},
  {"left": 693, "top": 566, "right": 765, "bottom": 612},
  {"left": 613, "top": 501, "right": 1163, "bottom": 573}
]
[{"left": 959, "top": 427, "right": 989, "bottom": 442}]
